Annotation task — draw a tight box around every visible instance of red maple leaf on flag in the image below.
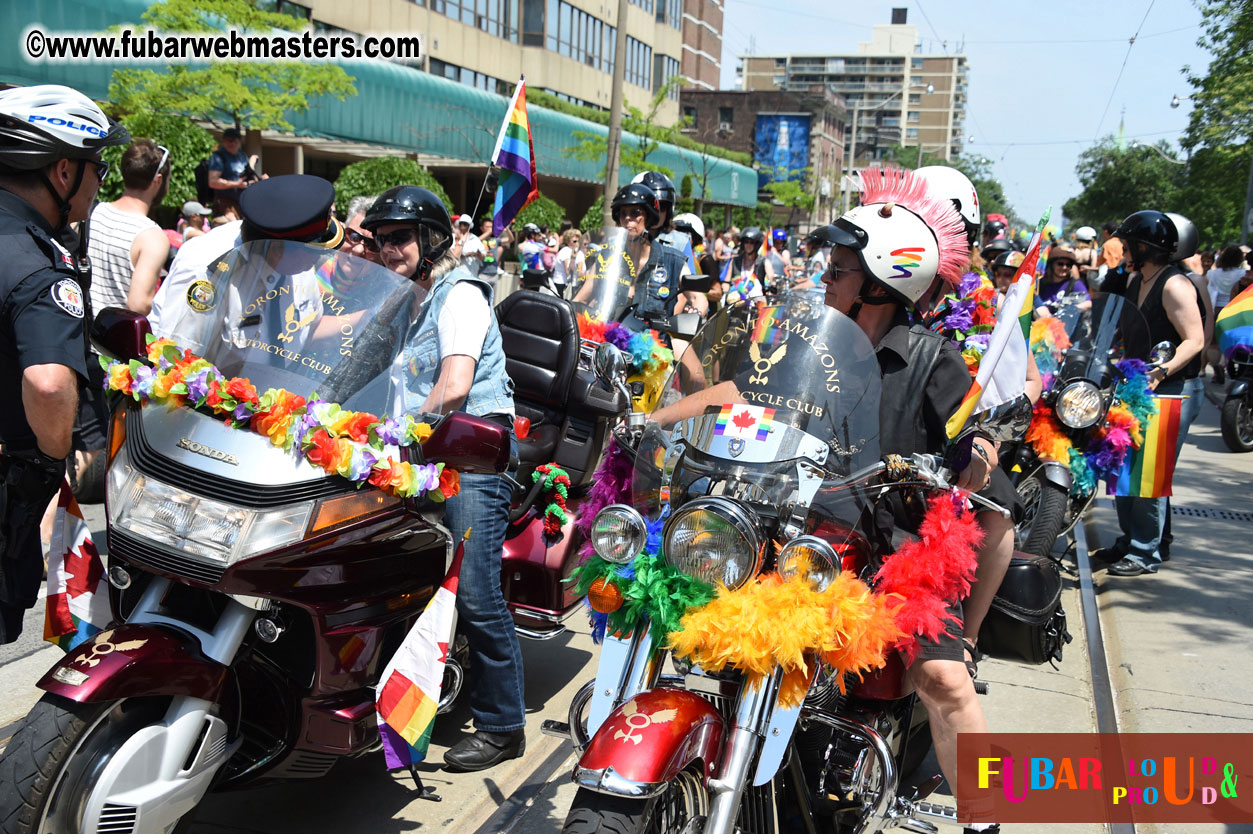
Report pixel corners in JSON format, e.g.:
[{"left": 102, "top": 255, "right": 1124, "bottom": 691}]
[
  {"left": 437, "top": 641, "right": 450, "bottom": 664},
  {"left": 732, "top": 410, "right": 757, "bottom": 430},
  {"left": 64, "top": 542, "right": 103, "bottom": 600}
]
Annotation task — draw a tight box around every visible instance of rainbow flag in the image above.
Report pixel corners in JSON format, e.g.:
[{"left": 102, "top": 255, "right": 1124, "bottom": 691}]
[
  {"left": 44, "top": 482, "right": 110, "bottom": 652},
  {"left": 1217, "top": 283, "right": 1253, "bottom": 359},
  {"left": 751, "top": 305, "right": 785, "bottom": 344},
  {"left": 376, "top": 533, "right": 465, "bottom": 770},
  {"left": 1113, "top": 396, "right": 1182, "bottom": 498},
  {"left": 491, "top": 79, "right": 539, "bottom": 236},
  {"left": 945, "top": 207, "right": 1051, "bottom": 439}
]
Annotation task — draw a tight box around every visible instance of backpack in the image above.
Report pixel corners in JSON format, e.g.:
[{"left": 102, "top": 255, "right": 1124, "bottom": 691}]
[{"left": 193, "top": 155, "right": 214, "bottom": 206}]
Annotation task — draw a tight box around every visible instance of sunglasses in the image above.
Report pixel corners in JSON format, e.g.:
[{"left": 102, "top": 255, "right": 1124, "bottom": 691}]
[
  {"left": 84, "top": 158, "right": 110, "bottom": 183},
  {"left": 620, "top": 208, "right": 646, "bottom": 220},
  {"left": 346, "top": 228, "right": 379, "bottom": 252},
  {"left": 375, "top": 228, "right": 419, "bottom": 249},
  {"left": 153, "top": 145, "right": 170, "bottom": 182}
]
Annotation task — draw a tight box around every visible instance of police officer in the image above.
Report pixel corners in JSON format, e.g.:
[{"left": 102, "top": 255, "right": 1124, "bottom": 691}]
[{"left": 0, "top": 85, "right": 129, "bottom": 643}]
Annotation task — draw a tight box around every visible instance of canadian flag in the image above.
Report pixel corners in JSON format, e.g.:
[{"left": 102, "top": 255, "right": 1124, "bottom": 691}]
[{"left": 44, "top": 482, "right": 110, "bottom": 652}]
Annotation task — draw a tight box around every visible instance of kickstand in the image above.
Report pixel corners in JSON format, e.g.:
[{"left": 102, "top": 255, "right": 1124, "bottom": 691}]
[{"left": 408, "top": 765, "right": 442, "bottom": 801}]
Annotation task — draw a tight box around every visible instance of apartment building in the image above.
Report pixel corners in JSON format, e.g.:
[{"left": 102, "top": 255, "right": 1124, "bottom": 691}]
[
  {"left": 681, "top": 0, "right": 723, "bottom": 92},
  {"left": 737, "top": 9, "right": 968, "bottom": 165}
]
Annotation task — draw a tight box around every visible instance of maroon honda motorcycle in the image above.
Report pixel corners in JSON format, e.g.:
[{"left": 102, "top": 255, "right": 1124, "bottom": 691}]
[{"left": 0, "top": 242, "right": 532, "bottom": 834}]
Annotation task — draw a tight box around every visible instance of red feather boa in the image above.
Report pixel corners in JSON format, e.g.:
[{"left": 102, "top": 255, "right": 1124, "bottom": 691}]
[{"left": 874, "top": 494, "right": 984, "bottom": 663}]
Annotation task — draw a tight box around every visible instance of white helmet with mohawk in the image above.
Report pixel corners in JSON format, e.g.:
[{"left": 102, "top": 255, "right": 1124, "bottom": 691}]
[{"left": 828, "top": 166, "right": 968, "bottom": 306}]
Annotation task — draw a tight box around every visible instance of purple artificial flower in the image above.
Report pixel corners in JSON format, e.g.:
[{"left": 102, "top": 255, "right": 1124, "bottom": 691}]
[
  {"left": 375, "top": 417, "right": 403, "bottom": 447},
  {"left": 415, "top": 463, "right": 441, "bottom": 493},
  {"left": 965, "top": 332, "right": 991, "bottom": 351},
  {"left": 957, "top": 270, "right": 983, "bottom": 297},
  {"left": 293, "top": 410, "right": 320, "bottom": 448},
  {"left": 233, "top": 402, "right": 253, "bottom": 422},
  {"left": 944, "top": 299, "right": 975, "bottom": 334},
  {"left": 185, "top": 369, "right": 210, "bottom": 402},
  {"left": 131, "top": 365, "right": 156, "bottom": 399},
  {"left": 348, "top": 447, "right": 378, "bottom": 481},
  {"left": 605, "top": 325, "right": 633, "bottom": 352}
]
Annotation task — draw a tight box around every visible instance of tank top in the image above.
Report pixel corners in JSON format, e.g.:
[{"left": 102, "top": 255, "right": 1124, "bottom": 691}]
[
  {"left": 1128, "top": 264, "right": 1205, "bottom": 381},
  {"left": 86, "top": 202, "right": 159, "bottom": 314}
]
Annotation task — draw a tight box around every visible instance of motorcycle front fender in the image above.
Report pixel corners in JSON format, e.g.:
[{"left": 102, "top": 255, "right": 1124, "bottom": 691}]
[
  {"left": 1229, "top": 379, "right": 1249, "bottom": 399},
  {"left": 1040, "top": 459, "right": 1072, "bottom": 490},
  {"left": 38, "top": 623, "right": 229, "bottom": 704},
  {"left": 574, "top": 688, "right": 724, "bottom": 798}
]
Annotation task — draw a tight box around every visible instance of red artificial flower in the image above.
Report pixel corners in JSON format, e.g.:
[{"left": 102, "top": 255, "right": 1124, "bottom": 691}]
[
  {"left": 345, "top": 412, "right": 377, "bottom": 443},
  {"left": 439, "top": 467, "right": 460, "bottom": 499},
  {"left": 304, "top": 429, "right": 337, "bottom": 468},
  {"left": 225, "top": 377, "right": 259, "bottom": 405},
  {"left": 205, "top": 379, "right": 224, "bottom": 408}
]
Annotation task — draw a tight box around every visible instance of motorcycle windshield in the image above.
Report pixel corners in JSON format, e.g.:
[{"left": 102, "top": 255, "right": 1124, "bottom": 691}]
[
  {"left": 154, "top": 240, "right": 425, "bottom": 416},
  {"left": 569, "top": 228, "right": 639, "bottom": 323},
  {"left": 1067, "top": 292, "right": 1152, "bottom": 371},
  {"left": 633, "top": 291, "right": 882, "bottom": 531}
]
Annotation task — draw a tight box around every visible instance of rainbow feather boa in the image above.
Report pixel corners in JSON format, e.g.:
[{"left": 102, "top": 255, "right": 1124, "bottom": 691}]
[
  {"left": 101, "top": 337, "right": 459, "bottom": 501},
  {"left": 570, "top": 493, "right": 982, "bottom": 708},
  {"left": 1023, "top": 358, "right": 1157, "bottom": 496},
  {"left": 577, "top": 313, "right": 674, "bottom": 394}
]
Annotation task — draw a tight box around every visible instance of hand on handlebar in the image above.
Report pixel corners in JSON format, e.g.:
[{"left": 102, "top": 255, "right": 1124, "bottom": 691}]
[{"left": 955, "top": 437, "right": 997, "bottom": 492}]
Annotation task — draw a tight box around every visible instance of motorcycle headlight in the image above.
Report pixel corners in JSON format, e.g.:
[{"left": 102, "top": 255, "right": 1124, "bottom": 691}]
[
  {"left": 1055, "top": 380, "right": 1105, "bottom": 429},
  {"left": 663, "top": 497, "right": 763, "bottom": 590},
  {"left": 107, "top": 445, "right": 312, "bottom": 566},
  {"left": 777, "top": 536, "right": 838, "bottom": 592},
  {"left": 591, "top": 504, "right": 648, "bottom": 564}
]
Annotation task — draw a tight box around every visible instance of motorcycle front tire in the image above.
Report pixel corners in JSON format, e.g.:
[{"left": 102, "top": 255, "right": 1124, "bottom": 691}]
[
  {"left": 1220, "top": 395, "right": 1253, "bottom": 452},
  {"left": 1016, "top": 471, "right": 1070, "bottom": 559},
  {"left": 562, "top": 771, "right": 708, "bottom": 834},
  {"left": 0, "top": 693, "right": 194, "bottom": 834}
]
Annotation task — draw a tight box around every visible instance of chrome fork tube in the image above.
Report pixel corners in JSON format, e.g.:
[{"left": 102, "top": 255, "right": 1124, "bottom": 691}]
[
  {"left": 800, "top": 710, "right": 899, "bottom": 832},
  {"left": 703, "top": 669, "right": 782, "bottom": 834},
  {"left": 617, "top": 622, "right": 661, "bottom": 705}
]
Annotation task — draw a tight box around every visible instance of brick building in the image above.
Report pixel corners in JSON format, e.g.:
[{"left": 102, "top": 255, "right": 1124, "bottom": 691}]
[{"left": 681, "top": 0, "right": 723, "bottom": 92}]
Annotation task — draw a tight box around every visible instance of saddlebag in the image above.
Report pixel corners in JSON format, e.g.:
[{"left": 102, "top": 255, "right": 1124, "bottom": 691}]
[{"left": 977, "top": 552, "right": 1072, "bottom": 665}]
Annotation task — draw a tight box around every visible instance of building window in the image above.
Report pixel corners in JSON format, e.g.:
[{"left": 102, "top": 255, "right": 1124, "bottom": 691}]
[
  {"left": 683, "top": 105, "right": 698, "bottom": 123},
  {"left": 432, "top": 0, "right": 518, "bottom": 39},
  {"left": 625, "top": 36, "right": 652, "bottom": 88},
  {"left": 907, "top": 111, "right": 920, "bottom": 122},
  {"left": 654, "top": 54, "right": 681, "bottom": 99},
  {"left": 522, "top": 0, "right": 545, "bottom": 45},
  {"left": 628, "top": 0, "right": 653, "bottom": 12},
  {"left": 908, "top": 93, "right": 921, "bottom": 105},
  {"left": 718, "top": 106, "right": 733, "bottom": 126},
  {"left": 655, "top": 0, "right": 680, "bottom": 29},
  {"left": 545, "top": 1, "right": 615, "bottom": 72},
  {"left": 906, "top": 128, "right": 919, "bottom": 139}
]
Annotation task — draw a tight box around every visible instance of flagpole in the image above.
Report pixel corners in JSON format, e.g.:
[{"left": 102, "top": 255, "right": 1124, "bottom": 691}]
[{"left": 469, "top": 166, "right": 495, "bottom": 227}]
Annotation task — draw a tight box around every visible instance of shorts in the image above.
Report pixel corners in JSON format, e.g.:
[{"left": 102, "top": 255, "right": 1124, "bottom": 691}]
[
  {"left": 980, "top": 466, "right": 1024, "bottom": 524},
  {"left": 913, "top": 597, "right": 966, "bottom": 663},
  {"left": 76, "top": 360, "right": 109, "bottom": 451}
]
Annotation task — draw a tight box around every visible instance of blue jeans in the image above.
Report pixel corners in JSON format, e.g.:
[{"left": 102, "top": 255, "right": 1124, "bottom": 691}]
[
  {"left": 441, "top": 435, "right": 525, "bottom": 732},
  {"left": 1113, "top": 376, "right": 1204, "bottom": 567}
]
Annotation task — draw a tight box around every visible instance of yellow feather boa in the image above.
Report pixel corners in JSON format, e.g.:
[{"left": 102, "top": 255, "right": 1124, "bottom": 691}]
[{"left": 668, "top": 571, "right": 903, "bottom": 708}]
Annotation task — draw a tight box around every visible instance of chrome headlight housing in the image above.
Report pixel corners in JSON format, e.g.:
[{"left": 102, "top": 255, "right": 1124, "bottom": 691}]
[
  {"left": 1055, "top": 380, "right": 1104, "bottom": 429},
  {"left": 590, "top": 504, "right": 648, "bottom": 564},
  {"left": 777, "top": 536, "right": 839, "bottom": 592},
  {"left": 107, "top": 445, "right": 312, "bottom": 566},
  {"left": 663, "top": 497, "right": 764, "bottom": 590}
]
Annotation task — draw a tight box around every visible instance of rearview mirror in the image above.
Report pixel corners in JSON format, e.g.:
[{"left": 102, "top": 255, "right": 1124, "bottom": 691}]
[
  {"left": 593, "top": 343, "right": 627, "bottom": 386},
  {"left": 660, "top": 312, "right": 700, "bottom": 340},
  {"left": 91, "top": 307, "right": 151, "bottom": 362},
  {"left": 1148, "top": 341, "right": 1175, "bottom": 369}
]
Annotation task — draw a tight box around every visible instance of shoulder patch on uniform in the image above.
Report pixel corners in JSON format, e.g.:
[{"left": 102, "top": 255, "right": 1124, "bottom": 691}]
[
  {"left": 48, "top": 236, "right": 77, "bottom": 270},
  {"left": 187, "top": 279, "right": 217, "bottom": 313},
  {"left": 51, "top": 279, "right": 85, "bottom": 318}
]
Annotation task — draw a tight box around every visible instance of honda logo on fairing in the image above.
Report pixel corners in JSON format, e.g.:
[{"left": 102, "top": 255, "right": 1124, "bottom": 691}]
[{"left": 178, "top": 438, "right": 239, "bottom": 466}]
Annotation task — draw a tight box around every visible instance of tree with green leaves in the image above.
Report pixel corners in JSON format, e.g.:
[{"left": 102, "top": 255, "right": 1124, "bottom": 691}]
[
  {"left": 1183, "top": 0, "right": 1253, "bottom": 242},
  {"left": 107, "top": 0, "right": 355, "bottom": 133},
  {"left": 569, "top": 78, "right": 684, "bottom": 182},
  {"left": 1061, "top": 138, "right": 1186, "bottom": 231},
  {"left": 333, "top": 157, "right": 450, "bottom": 218},
  {"left": 513, "top": 194, "right": 565, "bottom": 233}
]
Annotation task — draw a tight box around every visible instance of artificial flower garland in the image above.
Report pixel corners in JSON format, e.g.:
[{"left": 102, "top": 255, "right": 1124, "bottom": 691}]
[
  {"left": 531, "top": 463, "right": 572, "bottom": 539},
  {"left": 932, "top": 270, "right": 1000, "bottom": 375},
  {"left": 577, "top": 313, "right": 675, "bottom": 397},
  {"left": 102, "top": 336, "right": 460, "bottom": 502}
]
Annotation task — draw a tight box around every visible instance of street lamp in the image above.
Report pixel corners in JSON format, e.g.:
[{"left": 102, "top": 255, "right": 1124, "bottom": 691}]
[
  {"left": 843, "top": 83, "right": 934, "bottom": 213},
  {"left": 1131, "top": 140, "right": 1186, "bottom": 165}
]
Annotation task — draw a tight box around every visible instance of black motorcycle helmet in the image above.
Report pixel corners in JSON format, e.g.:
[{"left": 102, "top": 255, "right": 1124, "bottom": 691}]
[
  {"left": 1164, "top": 212, "right": 1198, "bottom": 263},
  {"left": 632, "top": 171, "right": 676, "bottom": 223},
  {"left": 363, "top": 185, "right": 454, "bottom": 282},
  {"left": 741, "top": 226, "right": 765, "bottom": 250},
  {"left": 611, "top": 183, "right": 661, "bottom": 229},
  {"left": 980, "top": 237, "right": 1013, "bottom": 262},
  {"left": 521, "top": 222, "right": 542, "bottom": 238},
  {"left": 1115, "top": 210, "right": 1177, "bottom": 254},
  {"left": 803, "top": 225, "right": 838, "bottom": 249}
]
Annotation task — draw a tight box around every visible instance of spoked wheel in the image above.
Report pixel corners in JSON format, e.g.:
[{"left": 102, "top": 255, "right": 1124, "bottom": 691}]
[
  {"left": 562, "top": 769, "right": 709, "bottom": 834},
  {"left": 1015, "top": 468, "right": 1070, "bottom": 559},
  {"left": 1221, "top": 395, "right": 1253, "bottom": 452},
  {"left": 0, "top": 694, "right": 191, "bottom": 834}
]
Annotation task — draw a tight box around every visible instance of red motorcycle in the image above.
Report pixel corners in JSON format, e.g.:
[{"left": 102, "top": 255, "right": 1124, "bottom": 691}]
[
  {"left": 0, "top": 242, "right": 525, "bottom": 834},
  {"left": 548, "top": 294, "right": 1010, "bottom": 834}
]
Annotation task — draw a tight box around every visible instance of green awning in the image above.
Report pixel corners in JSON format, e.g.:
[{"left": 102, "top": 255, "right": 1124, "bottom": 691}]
[{"left": 3, "top": 0, "right": 755, "bottom": 205}]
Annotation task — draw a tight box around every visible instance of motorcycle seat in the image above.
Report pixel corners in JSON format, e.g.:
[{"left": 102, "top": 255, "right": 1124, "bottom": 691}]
[{"left": 496, "top": 288, "right": 580, "bottom": 429}]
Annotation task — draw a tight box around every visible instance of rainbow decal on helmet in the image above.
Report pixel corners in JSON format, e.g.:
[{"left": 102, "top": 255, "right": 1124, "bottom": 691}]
[
  {"left": 890, "top": 247, "right": 926, "bottom": 278},
  {"left": 856, "top": 167, "right": 969, "bottom": 285}
]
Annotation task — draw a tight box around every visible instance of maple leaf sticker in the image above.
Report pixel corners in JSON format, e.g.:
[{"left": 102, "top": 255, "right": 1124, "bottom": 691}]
[
  {"left": 64, "top": 542, "right": 103, "bottom": 600},
  {"left": 732, "top": 410, "right": 757, "bottom": 430}
]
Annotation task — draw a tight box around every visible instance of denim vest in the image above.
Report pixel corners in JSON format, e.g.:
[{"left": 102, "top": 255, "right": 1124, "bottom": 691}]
[
  {"left": 623, "top": 242, "right": 688, "bottom": 331},
  {"left": 399, "top": 266, "right": 514, "bottom": 417}
]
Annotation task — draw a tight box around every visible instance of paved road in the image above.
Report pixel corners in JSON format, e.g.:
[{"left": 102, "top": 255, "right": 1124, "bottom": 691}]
[{"left": 1, "top": 386, "right": 1250, "bottom": 834}]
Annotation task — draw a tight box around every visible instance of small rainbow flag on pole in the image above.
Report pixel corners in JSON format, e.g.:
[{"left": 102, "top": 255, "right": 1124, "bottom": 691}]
[
  {"left": 1113, "top": 396, "right": 1182, "bottom": 498},
  {"left": 376, "top": 532, "right": 466, "bottom": 772},
  {"left": 1216, "top": 283, "right": 1253, "bottom": 359},
  {"left": 945, "top": 207, "right": 1051, "bottom": 439},
  {"left": 491, "top": 78, "right": 539, "bottom": 236}
]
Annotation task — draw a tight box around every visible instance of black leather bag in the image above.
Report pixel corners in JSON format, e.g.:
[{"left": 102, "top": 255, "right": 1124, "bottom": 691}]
[{"left": 977, "top": 552, "right": 1073, "bottom": 665}]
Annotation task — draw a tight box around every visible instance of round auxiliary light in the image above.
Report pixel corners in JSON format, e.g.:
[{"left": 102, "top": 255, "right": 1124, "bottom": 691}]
[
  {"left": 591, "top": 504, "right": 648, "bottom": 564},
  {"left": 777, "top": 536, "right": 839, "bottom": 592}
]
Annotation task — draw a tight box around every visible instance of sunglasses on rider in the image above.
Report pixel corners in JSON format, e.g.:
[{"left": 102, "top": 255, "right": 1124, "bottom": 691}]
[
  {"left": 375, "top": 227, "right": 419, "bottom": 249},
  {"left": 85, "top": 158, "right": 110, "bottom": 183},
  {"left": 153, "top": 145, "right": 170, "bottom": 182},
  {"left": 620, "top": 208, "right": 646, "bottom": 220},
  {"left": 346, "top": 228, "right": 379, "bottom": 252}
]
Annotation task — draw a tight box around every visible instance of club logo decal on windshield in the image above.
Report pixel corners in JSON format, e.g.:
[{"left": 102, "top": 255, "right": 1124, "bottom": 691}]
[
  {"left": 278, "top": 301, "right": 317, "bottom": 343},
  {"left": 748, "top": 341, "right": 787, "bottom": 385}
]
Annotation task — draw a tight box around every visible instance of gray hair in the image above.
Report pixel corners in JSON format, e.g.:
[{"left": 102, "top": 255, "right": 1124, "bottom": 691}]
[{"left": 345, "top": 193, "right": 378, "bottom": 222}]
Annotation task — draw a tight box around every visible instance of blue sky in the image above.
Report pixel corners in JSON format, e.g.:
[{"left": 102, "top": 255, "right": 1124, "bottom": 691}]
[{"left": 718, "top": 0, "right": 1211, "bottom": 226}]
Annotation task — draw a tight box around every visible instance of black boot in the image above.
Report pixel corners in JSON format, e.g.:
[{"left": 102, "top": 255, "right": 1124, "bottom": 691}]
[{"left": 442, "top": 729, "right": 525, "bottom": 772}]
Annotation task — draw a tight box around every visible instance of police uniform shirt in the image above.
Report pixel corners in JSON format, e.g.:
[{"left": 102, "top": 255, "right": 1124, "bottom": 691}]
[{"left": 0, "top": 189, "right": 90, "bottom": 449}]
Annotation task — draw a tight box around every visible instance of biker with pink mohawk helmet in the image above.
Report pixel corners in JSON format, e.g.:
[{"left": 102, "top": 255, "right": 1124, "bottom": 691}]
[{"left": 652, "top": 167, "right": 998, "bottom": 830}]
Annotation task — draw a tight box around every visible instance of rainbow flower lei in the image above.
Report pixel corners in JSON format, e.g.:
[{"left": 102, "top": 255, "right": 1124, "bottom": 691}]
[
  {"left": 932, "top": 271, "right": 999, "bottom": 375},
  {"left": 101, "top": 336, "right": 460, "bottom": 502}
]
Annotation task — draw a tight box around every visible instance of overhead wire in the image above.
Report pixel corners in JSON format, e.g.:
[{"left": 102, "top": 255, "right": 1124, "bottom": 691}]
[{"left": 1092, "top": 0, "right": 1158, "bottom": 140}]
